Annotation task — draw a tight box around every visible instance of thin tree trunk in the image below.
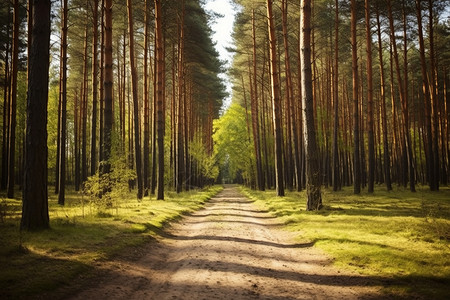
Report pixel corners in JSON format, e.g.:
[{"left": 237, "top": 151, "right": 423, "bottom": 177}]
[
  {"left": 351, "top": 0, "right": 361, "bottom": 194},
  {"left": 1, "top": 1, "right": 11, "bottom": 191},
  {"left": 127, "top": 0, "right": 143, "bottom": 199},
  {"left": 58, "top": 0, "right": 68, "bottom": 205},
  {"left": 266, "top": 0, "right": 284, "bottom": 197},
  {"left": 176, "top": 1, "right": 185, "bottom": 193},
  {"left": 155, "top": 0, "right": 165, "bottom": 200},
  {"left": 252, "top": 9, "right": 264, "bottom": 191},
  {"left": 387, "top": 0, "right": 415, "bottom": 192},
  {"left": 301, "top": 0, "right": 322, "bottom": 210},
  {"left": 100, "top": 0, "right": 113, "bottom": 176},
  {"left": 376, "top": 6, "right": 392, "bottom": 191},
  {"left": 22, "top": 0, "right": 51, "bottom": 230},
  {"left": 81, "top": 24, "right": 88, "bottom": 183},
  {"left": 7, "top": 0, "right": 20, "bottom": 199},
  {"left": 332, "top": 0, "right": 340, "bottom": 191},
  {"left": 428, "top": 0, "right": 439, "bottom": 190},
  {"left": 90, "top": 0, "right": 99, "bottom": 176},
  {"left": 365, "top": 0, "right": 375, "bottom": 193},
  {"left": 143, "top": 0, "right": 150, "bottom": 196}
]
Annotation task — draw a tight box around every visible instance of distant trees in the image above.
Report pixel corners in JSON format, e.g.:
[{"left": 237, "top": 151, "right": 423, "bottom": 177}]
[
  {"left": 226, "top": 0, "right": 449, "bottom": 200},
  {"left": 0, "top": 0, "right": 225, "bottom": 210}
]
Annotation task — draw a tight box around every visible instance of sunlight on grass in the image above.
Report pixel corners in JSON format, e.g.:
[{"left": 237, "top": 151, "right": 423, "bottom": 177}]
[
  {"left": 241, "top": 185, "right": 450, "bottom": 299},
  {"left": 0, "top": 185, "right": 222, "bottom": 299}
]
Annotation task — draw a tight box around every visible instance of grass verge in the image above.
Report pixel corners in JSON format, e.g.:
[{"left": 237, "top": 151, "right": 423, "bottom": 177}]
[
  {"left": 0, "top": 185, "right": 223, "bottom": 299},
  {"left": 241, "top": 185, "right": 450, "bottom": 299}
]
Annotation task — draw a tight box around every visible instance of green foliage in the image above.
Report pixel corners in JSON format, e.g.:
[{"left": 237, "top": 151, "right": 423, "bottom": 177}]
[
  {"left": 213, "top": 103, "right": 253, "bottom": 183},
  {"left": 83, "top": 155, "right": 136, "bottom": 208},
  {"left": 189, "top": 133, "right": 219, "bottom": 182},
  {"left": 242, "top": 186, "right": 450, "bottom": 299}
]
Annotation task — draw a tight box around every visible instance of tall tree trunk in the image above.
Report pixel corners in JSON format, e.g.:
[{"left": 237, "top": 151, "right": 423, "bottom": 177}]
[
  {"left": 127, "top": 0, "right": 143, "bottom": 199},
  {"left": 1, "top": 2, "right": 11, "bottom": 191},
  {"left": 428, "top": 0, "right": 439, "bottom": 190},
  {"left": 176, "top": 1, "right": 185, "bottom": 194},
  {"left": 376, "top": 6, "right": 392, "bottom": 191},
  {"left": 143, "top": 0, "right": 150, "bottom": 196},
  {"left": 100, "top": 0, "right": 113, "bottom": 176},
  {"left": 155, "top": 0, "right": 165, "bottom": 200},
  {"left": 90, "top": 0, "right": 99, "bottom": 176},
  {"left": 22, "top": 0, "right": 51, "bottom": 230},
  {"left": 332, "top": 0, "right": 340, "bottom": 191},
  {"left": 99, "top": 0, "right": 104, "bottom": 163},
  {"left": 7, "top": 0, "right": 20, "bottom": 199},
  {"left": 266, "top": 0, "right": 284, "bottom": 197},
  {"left": 387, "top": 0, "right": 415, "bottom": 192},
  {"left": 58, "top": 0, "right": 68, "bottom": 205},
  {"left": 301, "top": 0, "right": 322, "bottom": 210},
  {"left": 351, "top": 0, "right": 361, "bottom": 194},
  {"left": 252, "top": 9, "right": 264, "bottom": 191},
  {"left": 415, "top": 0, "right": 435, "bottom": 190},
  {"left": 365, "top": 0, "right": 375, "bottom": 193},
  {"left": 81, "top": 24, "right": 88, "bottom": 183}
]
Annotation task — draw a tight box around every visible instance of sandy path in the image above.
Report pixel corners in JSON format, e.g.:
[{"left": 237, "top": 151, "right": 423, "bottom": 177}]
[{"left": 68, "top": 186, "right": 385, "bottom": 299}]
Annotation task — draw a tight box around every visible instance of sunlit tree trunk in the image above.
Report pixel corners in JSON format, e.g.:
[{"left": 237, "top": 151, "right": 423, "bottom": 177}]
[
  {"left": 81, "top": 24, "right": 88, "bottom": 184},
  {"left": 365, "top": 0, "right": 375, "bottom": 193},
  {"left": 376, "top": 6, "right": 392, "bottom": 191},
  {"left": 176, "top": 0, "right": 185, "bottom": 193},
  {"left": 387, "top": 0, "right": 415, "bottom": 192},
  {"left": 252, "top": 9, "right": 264, "bottom": 191},
  {"left": 90, "top": 0, "right": 99, "bottom": 176},
  {"left": 301, "top": 0, "right": 322, "bottom": 210},
  {"left": 100, "top": 0, "right": 113, "bottom": 176},
  {"left": 332, "top": 0, "right": 340, "bottom": 192},
  {"left": 415, "top": 0, "right": 435, "bottom": 190},
  {"left": 155, "top": 0, "right": 165, "bottom": 200},
  {"left": 58, "top": 0, "right": 68, "bottom": 205},
  {"left": 428, "top": 0, "right": 439, "bottom": 190},
  {"left": 143, "top": 0, "right": 150, "bottom": 196},
  {"left": 266, "top": 0, "right": 284, "bottom": 197},
  {"left": 22, "top": 0, "right": 51, "bottom": 230},
  {"left": 127, "top": 0, "right": 143, "bottom": 199},
  {"left": 351, "top": 0, "right": 361, "bottom": 194}
]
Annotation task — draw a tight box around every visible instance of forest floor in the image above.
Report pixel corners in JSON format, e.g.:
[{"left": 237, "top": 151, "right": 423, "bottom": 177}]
[{"left": 62, "top": 186, "right": 394, "bottom": 300}]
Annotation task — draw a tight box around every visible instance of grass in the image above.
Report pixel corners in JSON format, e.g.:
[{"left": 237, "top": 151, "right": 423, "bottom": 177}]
[
  {"left": 241, "top": 185, "right": 450, "bottom": 299},
  {"left": 0, "top": 185, "right": 223, "bottom": 299}
]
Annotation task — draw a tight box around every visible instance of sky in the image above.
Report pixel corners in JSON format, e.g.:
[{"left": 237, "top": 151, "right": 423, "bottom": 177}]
[{"left": 203, "top": 0, "right": 238, "bottom": 110}]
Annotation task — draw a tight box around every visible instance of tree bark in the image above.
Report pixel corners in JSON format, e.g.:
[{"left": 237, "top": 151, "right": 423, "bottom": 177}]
[
  {"left": 365, "top": 0, "right": 375, "bottom": 193},
  {"left": 90, "top": 0, "right": 99, "bottom": 176},
  {"left": 143, "top": 0, "right": 150, "bottom": 196},
  {"left": 22, "top": 0, "right": 51, "bottom": 230},
  {"left": 127, "top": 0, "right": 143, "bottom": 199},
  {"left": 301, "top": 0, "right": 322, "bottom": 210},
  {"left": 266, "top": 0, "right": 284, "bottom": 197},
  {"left": 351, "top": 0, "right": 361, "bottom": 194},
  {"left": 7, "top": 0, "right": 20, "bottom": 199},
  {"left": 376, "top": 6, "right": 392, "bottom": 191},
  {"left": 58, "top": 0, "right": 68, "bottom": 205},
  {"left": 332, "top": 0, "right": 340, "bottom": 192},
  {"left": 155, "top": 0, "right": 165, "bottom": 200},
  {"left": 100, "top": 0, "right": 113, "bottom": 176}
]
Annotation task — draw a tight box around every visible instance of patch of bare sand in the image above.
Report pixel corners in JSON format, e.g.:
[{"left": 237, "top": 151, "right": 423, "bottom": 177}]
[{"left": 67, "top": 186, "right": 388, "bottom": 299}]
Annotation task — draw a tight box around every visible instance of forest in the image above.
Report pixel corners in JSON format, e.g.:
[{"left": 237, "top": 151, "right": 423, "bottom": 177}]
[{"left": 0, "top": 0, "right": 449, "bottom": 298}]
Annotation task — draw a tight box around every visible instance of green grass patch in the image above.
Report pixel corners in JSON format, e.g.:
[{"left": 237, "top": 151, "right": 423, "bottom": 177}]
[
  {"left": 241, "top": 185, "right": 450, "bottom": 299},
  {"left": 0, "top": 185, "right": 222, "bottom": 299}
]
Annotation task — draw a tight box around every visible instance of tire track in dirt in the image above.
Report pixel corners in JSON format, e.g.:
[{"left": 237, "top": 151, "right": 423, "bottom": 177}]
[{"left": 68, "top": 185, "right": 386, "bottom": 299}]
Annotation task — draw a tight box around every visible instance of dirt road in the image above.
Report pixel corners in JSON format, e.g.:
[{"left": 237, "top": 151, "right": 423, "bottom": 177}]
[{"left": 69, "top": 186, "right": 385, "bottom": 299}]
